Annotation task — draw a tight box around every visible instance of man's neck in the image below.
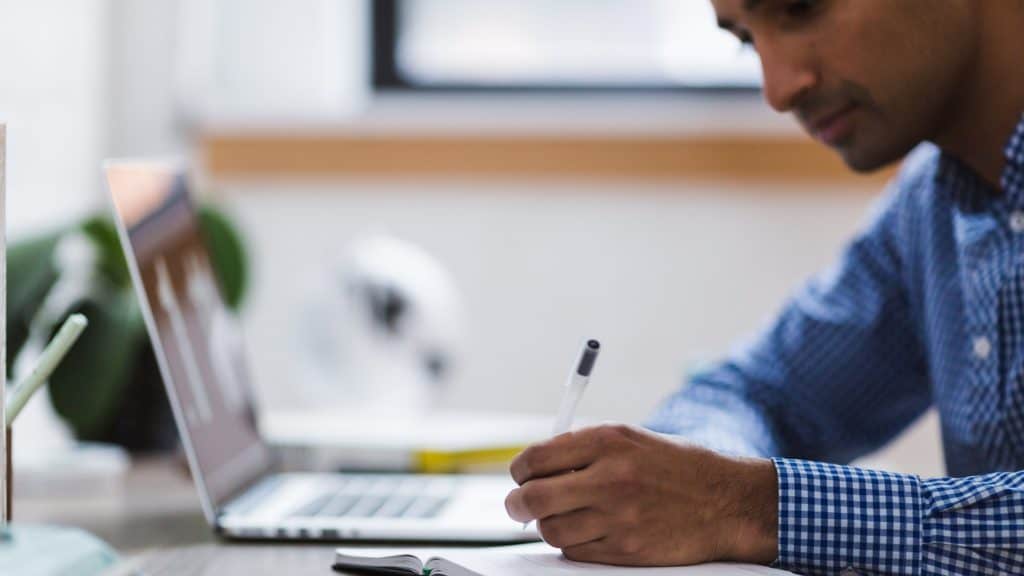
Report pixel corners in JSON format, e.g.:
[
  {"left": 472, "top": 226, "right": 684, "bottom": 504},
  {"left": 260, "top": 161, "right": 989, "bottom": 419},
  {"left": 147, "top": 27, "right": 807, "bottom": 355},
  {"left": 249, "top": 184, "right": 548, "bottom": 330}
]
[{"left": 931, "top": 6, "right": 1024, "bottom": 190}]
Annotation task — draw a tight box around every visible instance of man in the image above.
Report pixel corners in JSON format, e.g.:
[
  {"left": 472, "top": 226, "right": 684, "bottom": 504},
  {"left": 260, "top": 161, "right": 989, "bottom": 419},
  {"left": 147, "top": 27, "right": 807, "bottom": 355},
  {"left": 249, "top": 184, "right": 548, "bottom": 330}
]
[{"left": 504, "top": 1, "right": 1024, "bottom": 574}]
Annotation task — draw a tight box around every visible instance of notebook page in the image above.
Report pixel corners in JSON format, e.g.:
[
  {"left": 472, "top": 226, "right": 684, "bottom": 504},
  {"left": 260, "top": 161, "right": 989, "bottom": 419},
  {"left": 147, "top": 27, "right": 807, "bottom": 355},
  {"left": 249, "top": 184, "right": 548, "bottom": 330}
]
[
  {"left": 447, "top": 543, "right": 793, "bottom": 575},
  {"left": 334, "top": 552, "right": 424, "bottom": 573}
]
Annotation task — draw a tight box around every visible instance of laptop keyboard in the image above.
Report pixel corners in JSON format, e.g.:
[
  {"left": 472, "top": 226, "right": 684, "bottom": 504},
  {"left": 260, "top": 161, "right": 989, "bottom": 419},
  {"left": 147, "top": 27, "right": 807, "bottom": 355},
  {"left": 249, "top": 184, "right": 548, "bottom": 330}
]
[{"left": 288, "top": 476, "right": 453, "bottom": 520}]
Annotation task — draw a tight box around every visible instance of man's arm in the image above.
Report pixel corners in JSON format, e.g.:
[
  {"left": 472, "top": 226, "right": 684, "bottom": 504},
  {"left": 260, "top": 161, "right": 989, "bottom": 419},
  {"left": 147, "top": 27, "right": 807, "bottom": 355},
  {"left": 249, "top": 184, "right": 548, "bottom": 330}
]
[
  {"left": 505, "top": 156, "right": 975, "bottom": 570},
  {"left": 505, "top": 426, "right": 1024, "bottom": 574},
  {"left": 647, "top": 176, "right": 933, "bottom": 464}
]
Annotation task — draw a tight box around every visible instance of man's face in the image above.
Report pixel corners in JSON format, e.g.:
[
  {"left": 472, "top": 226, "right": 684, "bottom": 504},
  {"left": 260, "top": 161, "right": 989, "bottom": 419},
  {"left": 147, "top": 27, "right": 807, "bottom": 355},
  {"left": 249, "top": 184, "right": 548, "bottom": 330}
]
[{"left": 710, "top": 0, "right": 979, "bottom": 172}]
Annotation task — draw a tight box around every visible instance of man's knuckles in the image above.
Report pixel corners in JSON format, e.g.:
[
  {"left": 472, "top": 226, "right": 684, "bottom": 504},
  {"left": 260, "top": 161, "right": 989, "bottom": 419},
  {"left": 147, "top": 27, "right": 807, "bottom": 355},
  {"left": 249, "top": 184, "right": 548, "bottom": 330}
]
[
  {"left": 596, "top": 456, "right": 644, "bottom": 497},
  {"left": 590, "top": 423, "right": 634, "bottom": 446},
  {"left": 510, "top": 424, "right": 644, "bottom": 484}
]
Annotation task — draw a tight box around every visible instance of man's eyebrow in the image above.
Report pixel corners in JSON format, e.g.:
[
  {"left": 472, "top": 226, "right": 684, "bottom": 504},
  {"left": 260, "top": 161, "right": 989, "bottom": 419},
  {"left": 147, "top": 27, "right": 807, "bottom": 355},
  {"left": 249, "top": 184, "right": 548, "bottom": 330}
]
[{"left": 717, "top": 0, "right": 764, "bottom": 30}]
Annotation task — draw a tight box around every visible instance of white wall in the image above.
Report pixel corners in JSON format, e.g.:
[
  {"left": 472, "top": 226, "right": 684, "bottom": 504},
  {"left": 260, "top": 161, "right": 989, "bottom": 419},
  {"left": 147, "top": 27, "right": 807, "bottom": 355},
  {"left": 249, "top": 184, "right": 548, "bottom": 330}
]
[
  {"left": 171, "top": 0, "right": 369, "bottom": 125},
  {"left": 105, "top": 0, "right": 369, "bottom": 157},
  {"left": 0, "top": 0, "right": 111, "bottom": 236},
  {"left": 105, "top": 0, "right": 187, "bottom": 157}
]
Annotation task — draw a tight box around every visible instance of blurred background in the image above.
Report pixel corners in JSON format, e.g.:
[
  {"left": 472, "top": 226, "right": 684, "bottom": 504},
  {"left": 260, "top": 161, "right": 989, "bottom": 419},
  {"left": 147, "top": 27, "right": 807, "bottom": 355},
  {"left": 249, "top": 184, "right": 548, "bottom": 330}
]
[{"left": 1, "top": 0, "right": 941, "bottom": 479}]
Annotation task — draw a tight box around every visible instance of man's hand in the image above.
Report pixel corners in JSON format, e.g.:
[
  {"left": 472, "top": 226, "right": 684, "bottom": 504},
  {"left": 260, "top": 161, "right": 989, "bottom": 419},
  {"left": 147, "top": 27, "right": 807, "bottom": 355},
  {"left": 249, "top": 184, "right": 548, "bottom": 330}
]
[{"left": 505, "top": 424, "right": 778, "bottom": 566}]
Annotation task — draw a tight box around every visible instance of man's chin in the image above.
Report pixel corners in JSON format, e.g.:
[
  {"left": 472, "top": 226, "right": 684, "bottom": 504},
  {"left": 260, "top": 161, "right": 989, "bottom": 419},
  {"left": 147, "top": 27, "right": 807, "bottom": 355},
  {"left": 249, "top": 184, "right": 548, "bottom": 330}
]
[{"left": 835, "top": 143, "right": 907, "bottom": 174}]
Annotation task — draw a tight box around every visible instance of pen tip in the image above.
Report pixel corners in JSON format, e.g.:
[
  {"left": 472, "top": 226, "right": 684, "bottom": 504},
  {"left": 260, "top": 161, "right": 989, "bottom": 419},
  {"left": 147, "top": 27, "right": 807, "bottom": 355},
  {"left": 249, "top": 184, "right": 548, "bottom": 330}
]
[{"left": 577, "top": 340, "right": 600, "bottom": 376}]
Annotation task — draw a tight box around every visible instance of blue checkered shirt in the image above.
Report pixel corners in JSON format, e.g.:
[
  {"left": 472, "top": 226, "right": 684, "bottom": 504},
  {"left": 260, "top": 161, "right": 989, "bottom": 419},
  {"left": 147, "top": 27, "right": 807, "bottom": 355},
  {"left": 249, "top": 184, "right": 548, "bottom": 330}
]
[{"left": 647, "top": 113, "right": 1024, "bottom": 575}]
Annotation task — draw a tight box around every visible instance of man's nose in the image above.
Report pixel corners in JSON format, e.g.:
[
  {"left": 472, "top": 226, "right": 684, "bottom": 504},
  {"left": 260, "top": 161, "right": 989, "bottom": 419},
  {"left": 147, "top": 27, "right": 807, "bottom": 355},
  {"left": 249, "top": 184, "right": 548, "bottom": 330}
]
[{"left": 758, "top": 41, "right": 817, "bottom": 113}]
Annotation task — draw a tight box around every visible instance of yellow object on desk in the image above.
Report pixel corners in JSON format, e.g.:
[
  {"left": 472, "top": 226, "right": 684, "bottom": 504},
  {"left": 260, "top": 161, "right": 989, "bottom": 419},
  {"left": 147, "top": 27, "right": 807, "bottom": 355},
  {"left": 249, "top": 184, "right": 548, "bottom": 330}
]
[
  {"left": 414, "top": 446, "right": 526, "bottom": 474},
  {"left": 264, "top": 410, "right": 555, "bottom": 473}
]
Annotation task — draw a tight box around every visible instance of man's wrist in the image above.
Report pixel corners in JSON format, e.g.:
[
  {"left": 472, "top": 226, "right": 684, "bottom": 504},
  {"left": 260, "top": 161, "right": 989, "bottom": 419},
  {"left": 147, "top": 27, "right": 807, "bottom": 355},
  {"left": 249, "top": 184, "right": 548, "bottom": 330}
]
[{"left": 719, "top": 456, "right": 779, "bottom": 564}]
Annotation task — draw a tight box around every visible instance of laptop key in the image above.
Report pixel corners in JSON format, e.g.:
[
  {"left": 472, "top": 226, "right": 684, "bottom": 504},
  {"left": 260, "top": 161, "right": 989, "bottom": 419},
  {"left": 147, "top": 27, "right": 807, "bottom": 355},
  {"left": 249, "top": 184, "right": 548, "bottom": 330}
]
[
  {"left": 319, "top": 494, "right": 359, "bottom": 517},
  {"left": 290, "top": 493, "right": 332, "bottom": 518},
  {"left": 345, "top": 494, "right": 388, "bottom": 517},
  {"left": 374, "top": 494, "right": 418, "bottom": 518},
  {"left": 422, "top": 496, "right": 450, "bottom": 518},
  {"left": 404, "top": 495, "right": 450, "bottom": 519},
  {"left": 288, "top": 474, "right": 454, "bottom": 519}
]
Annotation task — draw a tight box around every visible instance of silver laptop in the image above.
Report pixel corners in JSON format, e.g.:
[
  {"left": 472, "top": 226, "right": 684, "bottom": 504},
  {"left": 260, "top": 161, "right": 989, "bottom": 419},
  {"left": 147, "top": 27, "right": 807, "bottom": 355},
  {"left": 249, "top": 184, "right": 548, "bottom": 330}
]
[{"left": 106, "top": 161, "right": 538, "bottom": 543}]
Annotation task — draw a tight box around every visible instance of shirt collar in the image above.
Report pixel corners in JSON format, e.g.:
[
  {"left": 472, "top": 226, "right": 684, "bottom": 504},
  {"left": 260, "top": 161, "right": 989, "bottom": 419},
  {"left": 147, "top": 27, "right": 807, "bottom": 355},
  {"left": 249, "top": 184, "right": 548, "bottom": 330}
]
[
  {"left": 1001, "top": 111, "right": 1024, "bottom": 201},
  {"left": 937, "top": 111, "right": 1024, "bottom": 213}
]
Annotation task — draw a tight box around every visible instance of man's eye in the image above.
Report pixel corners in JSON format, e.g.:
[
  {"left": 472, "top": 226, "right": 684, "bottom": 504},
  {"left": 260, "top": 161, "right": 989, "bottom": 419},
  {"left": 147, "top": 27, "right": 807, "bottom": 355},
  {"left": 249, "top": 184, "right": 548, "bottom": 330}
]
[{"left": 784, "top": 0, "right": 818, "bottom": 19}]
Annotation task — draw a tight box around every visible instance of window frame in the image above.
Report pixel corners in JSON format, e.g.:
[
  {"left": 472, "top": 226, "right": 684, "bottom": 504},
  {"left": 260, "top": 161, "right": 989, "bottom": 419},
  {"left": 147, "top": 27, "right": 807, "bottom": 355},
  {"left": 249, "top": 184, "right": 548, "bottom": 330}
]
[{"left": 371, "top": 0, "right": 761, "bottom": 94}]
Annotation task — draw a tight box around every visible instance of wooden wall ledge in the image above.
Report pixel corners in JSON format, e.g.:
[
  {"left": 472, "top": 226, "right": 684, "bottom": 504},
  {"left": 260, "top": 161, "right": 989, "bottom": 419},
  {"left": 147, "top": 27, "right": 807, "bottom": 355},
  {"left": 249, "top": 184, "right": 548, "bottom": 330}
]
[{"left": 201, "top": 133, "right": 895, "bottom": 186}]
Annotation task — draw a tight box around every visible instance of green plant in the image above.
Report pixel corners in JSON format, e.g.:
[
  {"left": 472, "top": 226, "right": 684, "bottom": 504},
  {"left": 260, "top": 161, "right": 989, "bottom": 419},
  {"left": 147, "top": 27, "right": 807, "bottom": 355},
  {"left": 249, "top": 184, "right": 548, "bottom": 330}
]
[{"left": 5, "top": 205, "right": 248, "bottom": 450}]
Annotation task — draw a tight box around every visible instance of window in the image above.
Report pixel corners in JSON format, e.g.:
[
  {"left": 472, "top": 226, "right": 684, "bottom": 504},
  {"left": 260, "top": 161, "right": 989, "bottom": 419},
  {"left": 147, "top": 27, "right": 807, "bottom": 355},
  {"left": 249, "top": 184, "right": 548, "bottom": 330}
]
[{"left": 373, "top": 0, "right": 762, "bottom": 91}]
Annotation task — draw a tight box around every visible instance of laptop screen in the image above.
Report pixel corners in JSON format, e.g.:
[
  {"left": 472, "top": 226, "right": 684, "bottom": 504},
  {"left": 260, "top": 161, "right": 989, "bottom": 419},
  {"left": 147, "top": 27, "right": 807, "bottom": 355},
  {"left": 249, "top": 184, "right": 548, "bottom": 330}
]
[{"left": 106, "top": 162, "right": 271, "bottom": 517}]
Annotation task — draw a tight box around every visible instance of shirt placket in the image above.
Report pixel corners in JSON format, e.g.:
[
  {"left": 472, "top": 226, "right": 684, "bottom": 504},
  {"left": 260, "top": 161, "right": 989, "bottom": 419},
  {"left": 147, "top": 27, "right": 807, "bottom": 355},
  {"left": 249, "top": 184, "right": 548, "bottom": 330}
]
[
  {"left": 999, "top": 204, "right": 1024, "bottom": 465},
  {"left": 990, "top": 126, "right": 1024, "bottom": 465},
  {"left": 959, "top": 215, "right": 1005, "bottom": 458}
]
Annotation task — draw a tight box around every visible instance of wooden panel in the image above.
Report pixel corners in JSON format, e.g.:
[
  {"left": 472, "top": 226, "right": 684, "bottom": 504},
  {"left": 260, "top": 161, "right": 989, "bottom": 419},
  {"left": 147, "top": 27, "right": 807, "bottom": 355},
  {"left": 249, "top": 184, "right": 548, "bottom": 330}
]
[{"left": 202, "top": 133, "right": 896, "bottom": 186}]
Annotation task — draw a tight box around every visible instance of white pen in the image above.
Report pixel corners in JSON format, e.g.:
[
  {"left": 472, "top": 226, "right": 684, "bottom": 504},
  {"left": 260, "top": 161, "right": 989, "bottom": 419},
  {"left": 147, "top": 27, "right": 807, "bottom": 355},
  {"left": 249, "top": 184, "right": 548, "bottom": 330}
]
[
  {"left": 525, "top": 339, "right": 601, "bottom": 529},
  {"left": 552, "top": 339, "right": 600, "bottom": 435}
]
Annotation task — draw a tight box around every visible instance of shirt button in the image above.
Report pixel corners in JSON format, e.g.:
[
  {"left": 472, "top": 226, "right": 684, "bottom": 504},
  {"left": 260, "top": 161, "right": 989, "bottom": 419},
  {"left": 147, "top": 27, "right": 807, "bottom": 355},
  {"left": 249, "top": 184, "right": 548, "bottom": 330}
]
[
  {"left": 1010, "top": 211, "right": 1024, "bottom": 233},
  {"left": 973, "top": 336, "right": 992, "bottom": 360}
]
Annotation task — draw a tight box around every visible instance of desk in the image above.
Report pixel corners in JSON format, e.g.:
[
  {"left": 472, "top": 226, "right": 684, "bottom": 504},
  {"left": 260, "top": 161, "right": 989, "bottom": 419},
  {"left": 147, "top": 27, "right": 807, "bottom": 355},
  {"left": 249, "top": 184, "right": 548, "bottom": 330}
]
[
  {"left": 17, "top": 456, "right": 796, "bottom": 575},
  {"left": 17, "top": 456, "right": 342, "bottom": 574}
]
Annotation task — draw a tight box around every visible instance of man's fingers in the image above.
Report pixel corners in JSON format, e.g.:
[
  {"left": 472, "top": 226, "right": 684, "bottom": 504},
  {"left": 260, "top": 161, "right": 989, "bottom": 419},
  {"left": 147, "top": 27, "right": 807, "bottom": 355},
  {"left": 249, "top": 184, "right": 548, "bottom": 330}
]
[
  {"left": 560, "top": 538, "right": 622, "bottom": 566},
  {"left": 561, "top": 534, "right": 652, "bottom": 566},
  {"left": 504, "top": 470, "right": 596, "bottom": 522},
  {"left": 510, "top": 427, "right": 613, "bottom": 485},
  {"left": 536, "top": 507, "right": 607, "bottom": 549}
]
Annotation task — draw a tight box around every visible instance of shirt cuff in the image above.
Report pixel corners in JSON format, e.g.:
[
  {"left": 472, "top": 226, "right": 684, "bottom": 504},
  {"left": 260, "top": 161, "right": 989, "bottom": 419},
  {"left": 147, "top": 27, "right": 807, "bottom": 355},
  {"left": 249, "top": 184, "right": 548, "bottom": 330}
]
[{"left": 772, "top": 458, "right": 923, "bottom": 576}]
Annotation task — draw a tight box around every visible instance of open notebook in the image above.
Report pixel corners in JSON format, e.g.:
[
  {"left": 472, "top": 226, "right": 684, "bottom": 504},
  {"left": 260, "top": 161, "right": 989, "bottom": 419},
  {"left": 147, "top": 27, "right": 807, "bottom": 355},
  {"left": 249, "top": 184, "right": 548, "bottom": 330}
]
[{"left": 333, "top": 542, "right": 796, "bottom": 575}]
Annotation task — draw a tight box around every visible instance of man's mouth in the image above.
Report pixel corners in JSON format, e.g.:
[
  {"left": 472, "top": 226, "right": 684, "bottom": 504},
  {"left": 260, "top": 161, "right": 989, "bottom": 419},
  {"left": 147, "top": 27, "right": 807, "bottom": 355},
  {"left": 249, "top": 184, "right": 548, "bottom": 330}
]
[{"left": 806, "top": 104, "right": 859, "bottom": 146}]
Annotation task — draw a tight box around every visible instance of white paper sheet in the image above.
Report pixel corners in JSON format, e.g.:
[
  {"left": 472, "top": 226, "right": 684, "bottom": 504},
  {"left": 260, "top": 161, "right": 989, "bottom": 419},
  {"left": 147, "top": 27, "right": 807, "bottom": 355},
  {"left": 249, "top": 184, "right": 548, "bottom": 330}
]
[{"left": 336, "top": 542, "right": 795, "bottom": 575}]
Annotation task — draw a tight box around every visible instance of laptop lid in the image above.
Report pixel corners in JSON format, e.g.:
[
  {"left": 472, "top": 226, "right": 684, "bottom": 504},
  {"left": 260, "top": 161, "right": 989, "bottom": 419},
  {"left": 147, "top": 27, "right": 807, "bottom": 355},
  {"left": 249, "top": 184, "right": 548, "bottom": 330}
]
[{"left": 106, "top": 161, "right": 272, "bottom": 523}]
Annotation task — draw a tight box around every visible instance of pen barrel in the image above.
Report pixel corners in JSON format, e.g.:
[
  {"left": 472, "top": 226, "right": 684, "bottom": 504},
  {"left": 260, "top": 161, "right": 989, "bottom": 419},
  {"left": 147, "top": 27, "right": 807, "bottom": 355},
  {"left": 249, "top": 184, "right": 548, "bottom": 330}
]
[{"left": 551, "top": 375, "right": 587, "bottom": 434}]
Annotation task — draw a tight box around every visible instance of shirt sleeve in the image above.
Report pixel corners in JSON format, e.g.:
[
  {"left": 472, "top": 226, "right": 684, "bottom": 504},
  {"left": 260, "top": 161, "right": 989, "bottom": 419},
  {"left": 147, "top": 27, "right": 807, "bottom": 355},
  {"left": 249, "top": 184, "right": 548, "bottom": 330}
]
[
  {"left": 773, "top": 458, "right": 1024, "bottom": 575},
  {"left": 645, "top": 179, "right": 933, "bottom": 463}
]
